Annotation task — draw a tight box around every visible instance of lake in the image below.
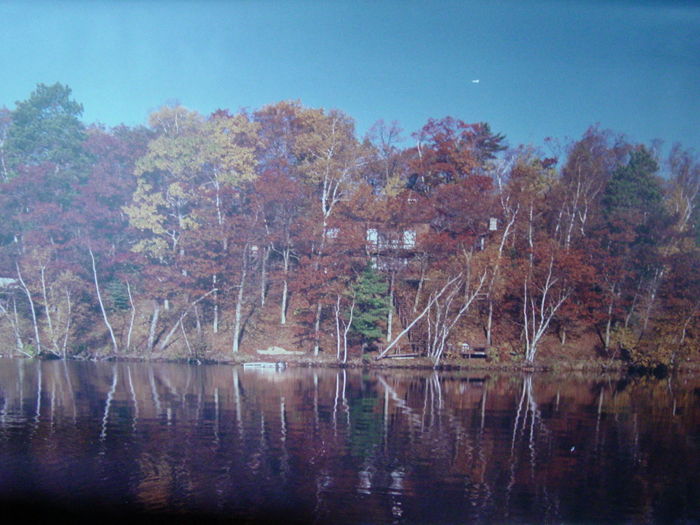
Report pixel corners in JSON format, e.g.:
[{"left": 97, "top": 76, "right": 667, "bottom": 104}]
[{"left": 0, "top": 358, "right": 698, "bottom": 523}]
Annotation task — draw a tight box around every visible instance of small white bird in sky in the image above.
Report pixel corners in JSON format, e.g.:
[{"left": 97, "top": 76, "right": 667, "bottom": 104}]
[{"left": 472, "top": 79, "right": 480, "bottom": 84}]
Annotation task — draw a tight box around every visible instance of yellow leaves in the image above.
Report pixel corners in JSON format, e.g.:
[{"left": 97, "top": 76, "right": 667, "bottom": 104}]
[
  {"left": 125, "top": 106, "right": 261, "bottom": 258},
  {"left": 123, "top": 181, "right": 167, "bottom": 235},
  {"left": 292, "top": 107, "right": 364, "bottom": 189},
  {"left": 134, "top": 133, "right": 205, "bottom": 180},
  {"left": 179, "top": 215, "right": 199, "bottom": 231},
  {"left": 167, "top": 181, "right": 187, "bottom": 199},
  {"left": 132, "top": 238, "right": 169, "bottom": 258},
  {"left": 610, "top": 325, "right": 637, "bottom": 354},
  {"left": 147, "top": 106, "right": 203, "bottom": 137},
  {"left": 137, "top": 105, "right": 259, "bottom": 189},
  {"left": 204, "top": 114, "right": 260, "bottom": 186},
  {"left": 509, "top": 149, "right": 556, "bottom": 199},
  {"left": 384, "top": 175, "right": 406, "bottom": 198}
]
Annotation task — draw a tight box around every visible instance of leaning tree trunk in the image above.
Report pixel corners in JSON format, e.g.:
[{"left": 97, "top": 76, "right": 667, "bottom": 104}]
[
  {"left": 89, "top": 248, "right": 119, "bottom": 354},
  {"left": 377, "top": 274, "right": 462, "bottom": 360},
  {"left": 16, "top": 263, "right": 42, "bottom": 355},
  {"left": 39, "top": 265, "right": 57, "bottom": 353}
]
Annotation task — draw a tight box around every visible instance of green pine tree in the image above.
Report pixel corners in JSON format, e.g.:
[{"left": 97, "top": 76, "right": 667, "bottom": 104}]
[
  {"left": 602, "top": 146, "right": 663, "bottom": 217},
  {"left": 6, "top": 83, "right": 89, "bottom": 175},
  {"left": 350, "top": 264, "right": 389, "bottom": 347}
]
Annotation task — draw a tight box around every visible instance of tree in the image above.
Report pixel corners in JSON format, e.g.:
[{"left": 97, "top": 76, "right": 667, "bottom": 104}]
[
  {"left": 251, "top": 169, "right": 307, "bottom": 324},
  {"left": 408, "top": 117, "right": 506, "bottom": 192},
  {"left": 123, "top": 105, "right": 260, "bottom": 354},
  {"left": 556, "top": 126, "right": 630, "bottom": 250},
  {"left": 520, "top": 243, "right": 575, "bottom": 364},
  {"left": 4, "top": 83, "right": 89, "bottom": 182},
  {"left": 364, "top": 119, "right": 406, "bottom": 194},
  {"left": 665, "top": 143, "right": 700, "bottom": 243},
  {"left": 602, "top": 146, "right": 668, "bottom": 331},
  {"left": 0, "top": 107, "right": 11, "bottom": 181},
  {"left": 292, "top": 106, "right": 366, "bottom": 354},
  {"left": 602, "top": 146, "right": 663, "bottom": 218},
  {"left": 350, "top": 264, "right": 389, "bottom": 348}
]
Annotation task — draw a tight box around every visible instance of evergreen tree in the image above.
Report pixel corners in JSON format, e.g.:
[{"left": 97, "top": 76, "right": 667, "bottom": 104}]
[
  {"left": 602, "top": 146, "right": 663, "bottom": 217},
  {"left": 350, "top": 264, "right": 389, "bottom": 347},
  {"left": 5, "top": 82, "right": 89, "bottom": 181},
  {"left": 601, "top": 145, "right": 668, "bottom": 267}
]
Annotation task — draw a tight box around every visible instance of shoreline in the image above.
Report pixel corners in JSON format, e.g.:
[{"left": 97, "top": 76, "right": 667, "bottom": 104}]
[{"left": 4, "top": 351, "right": 698, "bottom": 376}]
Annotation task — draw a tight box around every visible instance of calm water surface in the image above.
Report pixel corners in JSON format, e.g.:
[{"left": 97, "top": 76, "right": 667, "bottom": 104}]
[{"left": 0, "top": 358, "right": 698, "bottom": 523}]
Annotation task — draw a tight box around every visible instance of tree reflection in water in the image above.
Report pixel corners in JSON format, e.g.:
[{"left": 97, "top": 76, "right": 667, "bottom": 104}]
[{"left": 0, "top": 358, "right": 698, "bottom": 523}]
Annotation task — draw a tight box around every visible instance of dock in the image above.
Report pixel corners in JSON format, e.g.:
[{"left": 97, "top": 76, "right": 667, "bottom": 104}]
[{"left": 243, "top": 362, "right": 286, "bottom": 369}]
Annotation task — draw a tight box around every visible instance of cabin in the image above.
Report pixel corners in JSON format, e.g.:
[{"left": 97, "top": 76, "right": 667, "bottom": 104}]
[
  {"left": 365, "top": 224, "right": 429, "bottom": 272},
  {"left": 459, "top": 342, "right": 488, "bottom": 359},
  {"left": 0, "top": 277, "right": 18, "bottom": 288},
  {"left": 366, "top": 216, "right": 499, "bottom": 257},
  {"left": 366, "top": 227, "right": 419, "bottom": 252}
]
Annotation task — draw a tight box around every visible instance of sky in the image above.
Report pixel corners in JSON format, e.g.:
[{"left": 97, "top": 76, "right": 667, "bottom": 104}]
[{"left": 1, "top": 0, "right": 698, "bottom": 151}]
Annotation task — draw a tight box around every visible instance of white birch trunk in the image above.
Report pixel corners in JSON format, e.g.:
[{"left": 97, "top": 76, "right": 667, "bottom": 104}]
[
  {"left": 16, "top": 263, "right": 43, "bottom": 355},
  {"left": 126, "top": 281, "right": 136, "bottom": 351},
  {"left": 89, "top": 248, "right": 119, "bottom": 354},
  {"left": 147, "top": 301, "right": 160, "bottom": 353},
  {"left": 232, "top": 248, "right": 248, "bottom": 354}
]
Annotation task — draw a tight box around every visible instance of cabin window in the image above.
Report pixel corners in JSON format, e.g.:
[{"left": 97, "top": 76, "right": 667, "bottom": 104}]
[
  {"left": 366, "top": 228, "right": 379, "bottom": 244},
  {"left": 489, "top": 217, "right": 498, "bottom": 231},
  {"left": 325, "top": 227, "right": 339, "bottom": 239},
  {"left": 403, "top": 230, "right": 416, "bottom": 248}
]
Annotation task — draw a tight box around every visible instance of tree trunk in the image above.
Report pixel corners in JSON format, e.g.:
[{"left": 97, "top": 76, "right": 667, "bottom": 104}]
[
  {"left": 484, "top": 206, "right": 517, "bottom": 349},
  {"left": 281, "top": 278, "right": 288, "bottom": 325},
  {"left": 160, "top": 289, "right": 219, "bottom": 352},
  {"left": 39, "top": 265, "right": 56, "bottom": 352},
  {"left": 126, "top": 281, "right": 136, "bottom": 351},
  {"left": 89, "top": 248, "right": 119, "bottom": 354},
  {"left": 280, "top": 247, "right": 291, "bottom": 325},
  {"left": 0, "top": 298, "right": 27, "bottom": 356},
  {"left": 16, "top": 263, "right": 42, "bottom": 355},
  {"left": 386, "top": 272, "right": 395, "bottom": 342},
  {"left": 313, "top": 302, "right": 322, "bottom": 356},
  {"left": 343, "top": 296, "right": 355, "bottom": 364},
  {"left": 61, "top": 289, "right": 72, "bottom": 357},
  {"left": 522, "top": 258, "right": 571, "bottom": 364},
  {"left": 147, "top": 301, "right": 161, "bottom": 353},
  {"left": 12, "top": 297, "right": 26, "bottom": 355},
  {"left": 335, "top": 295, "right": 342, "bottom": 361},
  {"left": 377, "top": 274, "right": 462, "bottom": 360},
  {"left": 260, "top": 246, "right": 270, "bottom": 307},
  {"left": 642, "top": 268, "right": 663, "bottom": 333},
  {"left": 212, "top": 274, "right": 219, "bottom": 334},
  {"left": 486, "top": 299, "right": 494, "bottom": 347},
  {"left": 413, "top": 261, "right": 426, "bottom": 313},
  {"left": 603, "top": 289, "right": 615, "bottom": 353},
  {"left": 232, "top": 249, "right": 248, "bottom": 354},
  {"left": 194, "top": 304, "right": 202, "bottom": 336}
]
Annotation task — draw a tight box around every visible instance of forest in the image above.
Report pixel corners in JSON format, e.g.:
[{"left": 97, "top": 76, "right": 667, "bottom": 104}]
[{"left": 0, "top": 83, "right": 697, "bottom": 369}]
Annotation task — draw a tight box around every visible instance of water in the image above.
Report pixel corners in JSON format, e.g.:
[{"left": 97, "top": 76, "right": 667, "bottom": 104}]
[{"left": 0, "top": 358, "right": 698, "bottom": 523}]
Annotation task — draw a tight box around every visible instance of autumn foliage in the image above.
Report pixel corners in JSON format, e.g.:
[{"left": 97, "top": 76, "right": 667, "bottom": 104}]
[{"left": 0, "top": 83, "right": 697, "bottom": 368}]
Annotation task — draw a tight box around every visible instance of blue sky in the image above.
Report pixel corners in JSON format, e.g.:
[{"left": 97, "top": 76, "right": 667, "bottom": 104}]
[{"left": 1, "top": 0, "right": 698, "bottom": 151}]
